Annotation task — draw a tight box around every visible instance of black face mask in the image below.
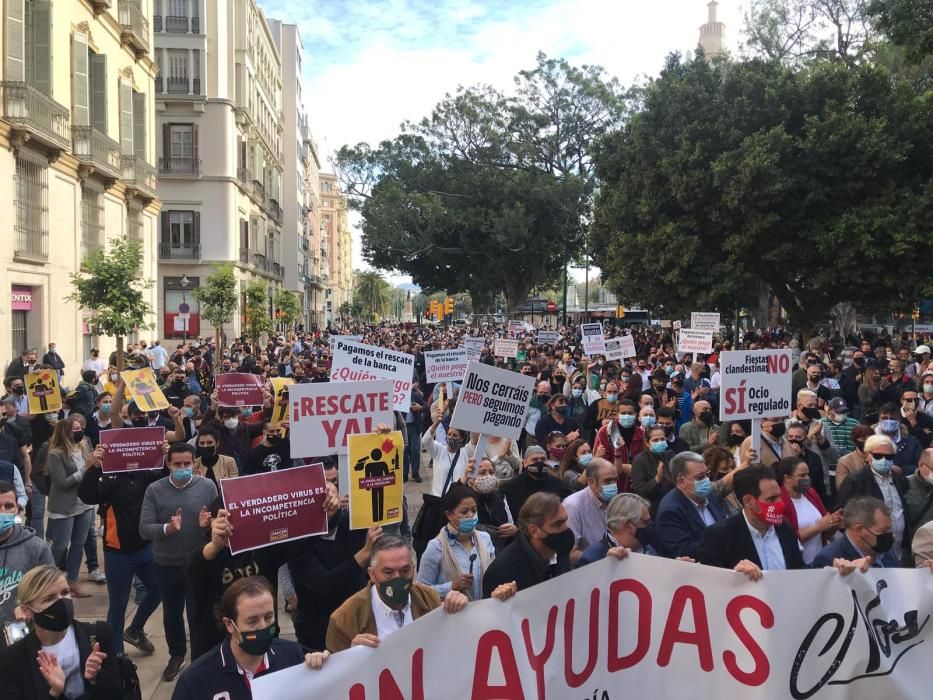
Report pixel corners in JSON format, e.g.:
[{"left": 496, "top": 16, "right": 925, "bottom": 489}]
[
  {"left": 542, "top": 528, "right": 575, "bottom": 555},
  {"left": 196, "top": 445, "right": 217, "bottom": 463},
  {"left": 525, "top": 462, "right": 547, "bottom": 480},
  {"left": 698, "top": 412, "right": 713, "bottom": 425},
  {"left": 661, "top": 425, "right": 674, "bottom": 437},
  {"left": 787, "top": 439, "right": 805, "bottom": 449},
  {"left": 727, "top": 434, "right": 745, "bottom": 447},
  {"left": 32, "top": 598, "right": 74, "bottom": 632},
  {"left": 768, "top": 423, "right": 786, "bottom": 439},
  {"left": 131, "top": 417, "right": 147, "bottom": 427},
  {"left": 266, "top": 434, "right": 283, "bottom": 446},
  {"left": 72, "top": 431, "right": 85, "bottom": 444},
  {"left": 12, "top": 385, "right": 25, "bottom": 395},
  {"left": 802, "top": 407, "right": 822, "bottom": 420},
  {"left": 870, "top": 530, "right": 894, "bottom": 553}
]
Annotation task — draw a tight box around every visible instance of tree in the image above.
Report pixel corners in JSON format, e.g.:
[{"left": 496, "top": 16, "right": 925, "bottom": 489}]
[
  {"left": 67, "top": 237, "right": 153, "bottom": 371},
  {"left": 194, "top": 263, "right": 238, "bottom": 371},
  {"left": 244, "top": 280, "right": 273, "bottom": 349},
  {"left": 867, "top": 0, "right": 933, "bottom": 62},
  {"left": 274, "top": 289, "right": 302, "bottom": 331},
  {"left": 353, "top": 271, "right": 391, "bottom": 320},
  {"left": 591, "top": 54, "right": 931, "bottom": 332}
]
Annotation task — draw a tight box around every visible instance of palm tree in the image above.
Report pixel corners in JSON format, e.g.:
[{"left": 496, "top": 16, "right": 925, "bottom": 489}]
[{"left": 354, "top": 270, "right": 391, "bottom": 320}]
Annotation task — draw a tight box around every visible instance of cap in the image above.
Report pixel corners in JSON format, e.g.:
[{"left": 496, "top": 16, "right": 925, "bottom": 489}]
[
  {"left": 915, "top": 345, "right": 930, "bottom": 355},
  {"left": 670, "top": 371, "right": 684, "bottom": 381},
  {"left": 828, "top": 397, "right": 848, "bottom": 413},
  {"left": 524, "top": 445, "right": 547, "bottom": 460}
]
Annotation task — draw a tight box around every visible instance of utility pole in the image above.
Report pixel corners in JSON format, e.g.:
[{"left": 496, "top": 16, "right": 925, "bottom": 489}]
[{"left": 561, "top": 265, "right": 568, "bottom": 327}]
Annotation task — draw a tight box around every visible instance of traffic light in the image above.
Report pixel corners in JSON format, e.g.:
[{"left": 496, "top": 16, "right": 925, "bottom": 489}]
[
  {"left": 445, "top": 297, "right": 454, "bottom": 316},
  {"left": 275, "top": 308, "right": 282, "bottom": 320},
  {"left": 616, "top": 305, "right": 625, "bottom": 319},
  {"left": 429, "top": 300, "right": 437, "bottom": 318}
]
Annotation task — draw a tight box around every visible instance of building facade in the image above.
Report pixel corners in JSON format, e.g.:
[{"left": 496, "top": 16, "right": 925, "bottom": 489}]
[
  {"left": 319, "top": 172, "right": 353, "bottom": 324},
  {"left": 154, "top": 0, "right": 283, "bottom": 344},
  {"left": 1, "top": 0, "right": 159, "bottom": 382}
]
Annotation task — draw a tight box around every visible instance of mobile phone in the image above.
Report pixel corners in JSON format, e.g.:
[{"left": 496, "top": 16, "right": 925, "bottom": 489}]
[{"left": 3, "top": 621, "right": 28, "bottom": 646}]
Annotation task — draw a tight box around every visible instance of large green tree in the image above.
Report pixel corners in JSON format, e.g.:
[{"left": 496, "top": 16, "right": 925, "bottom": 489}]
[
  {"left": 353, "top": 271, "right": 392, "bottom": 320},
  {"left": 590, "top": 54, "right": 932, "bottom": 332},
  {"left": 244, "top": 281, "right": 273, "bottom": 349},
  {"left": 194, "top": 263, "right": 238, "bottom": 369},
  {"left": 868, "top": 0, "right": 933, "bottom": 62}
]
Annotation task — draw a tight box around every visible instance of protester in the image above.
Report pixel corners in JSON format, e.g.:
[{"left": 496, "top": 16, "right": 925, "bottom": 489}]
[
  {"left": 592, "top": 398, "right": 644, "bottom": 493},
  {"left": 705, "top": 445, "right": 744, "bottom": 517},
  {"left": 562, "top": 457, "right": 617, "bottom": 554},
  {"left": 875, "top": 402, "right": 923, "bottom": 475},
  {"left": 243, "top": 421, "right": 291, "bottom": 475},
  {"left": 422, "top": 412, "right": 468, "bottom": 498},
  {"left": 462, "top": 458, "right": 516, "bottom": 552},
  {"left": 904, "top": 448, "right": 933, "bottom": 529},
  {"left": 191, "top": 426, "right": 238, "bottom": 485},
  {"left": 812, "top": 497, "right": 901, "bottom": 569},
  {"left": 557, "top": 438, "right": 593, "bottom": 492},
  {"left": 534, "top": 394, "right": 580, "bottom": 445},
  {"left": 577, "top": 493, "right": 656, "bottom": 566},
  {"left": 630, "top": 425, "right": 675, "bottom": 512},
  {"left": 775, "top": 457, "right": 840, "bottom": 565},
  {"left": 678, "top": 400, "right": 719, "bottom": 454},
  {"left": 498, "top": 446, "right": 570, "bottom": 517},
  {"left": 834, "top": 424, "right": 875, "bottom": 490},
  {"left": 656, "top": 451, "right": 725, "bottom": 558},
  {"left": 820, "top": 397, "right": 859, "bottom": 455},
  {"left": 913, "top": 521, "right": 933, "bottom": 567}
]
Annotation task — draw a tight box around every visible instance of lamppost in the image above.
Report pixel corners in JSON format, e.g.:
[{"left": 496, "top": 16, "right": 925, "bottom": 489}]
[{"left": 179, "top": 274, "right": 190, "bottom": 344}]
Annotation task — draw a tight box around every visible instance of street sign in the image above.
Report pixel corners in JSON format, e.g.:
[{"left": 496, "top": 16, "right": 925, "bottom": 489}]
[
  {"left": 546, "top": 301, "right": 557, "bottom": 312},
  {"left": 178, "top": 302, "right": 190, "bottom": 314}
]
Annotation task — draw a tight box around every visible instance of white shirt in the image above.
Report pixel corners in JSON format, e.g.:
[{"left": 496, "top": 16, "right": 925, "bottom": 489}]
[
  {"left": 148, "top": 344, "right": 168, "bottom": 369},
  {"left": 693, "top": 500, "right": 717, "bottom": 527},
  {"left": 422, "top": 427, "right": 466, "bottom": 497},
  {"left": 42, "top": 626, "right": 83, "bottom": 699},
  {"left": 370, "top": 583, "right": 413, "bottom": 639},
  {"left": 82, "top": 357, "right": 107, "bottom": 376},
  {"left": 872, "top": 470, "right": 906, "bottom": 553},
  {"left": 791, "top": 495, "right": 823, "bottom": 564},
  {"left": 742, "top": 512, "right": 787, "bottom": 571}
]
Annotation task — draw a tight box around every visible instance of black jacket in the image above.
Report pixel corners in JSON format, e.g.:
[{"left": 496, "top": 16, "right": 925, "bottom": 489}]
[
  {"left": 498, "top": 471, "right": 571, "bottom": 519},
  {"left": 698, "top": 513, "right": 807, "bottom": 571},
  {"left": 78, "top": 465, "right": 167, "bottom": 553},
  {"left": 0, "top": 621, "right": 123, "bottom": 700},
  {"left": 836, "top": 466, "right": 912, "bottom": 563},
  {"left": 482, "top": 532, "right": 571, "bottom": 598},
  {"left": 474, "top": 489, "right": 515, "bottom": 552}
]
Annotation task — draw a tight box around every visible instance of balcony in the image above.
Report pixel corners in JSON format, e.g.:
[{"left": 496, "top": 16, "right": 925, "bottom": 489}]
[
  {"left": 192, "top": 16, "right": 201, "bottom": 34},
  {"left": 238, "top": 167, "right": 254, "bottom": 194},
  {"left": 166, "top": 78, "right": 189, "bottom": 95},
  {"left": 165, "top": 16, "right": 189, "bottom": 33},
  {"left": 159, "top": 157, "right": 201, "bottom": 176},
  {"left": 73, "top": 126, "right": 121, "bottom": 181},
  {"left": 193, "top": 78, "right": 201, "bottom": 95},
  {"left": 0, "top": 82, "right": 70, "bottom": 152},
  {"left": 160, "top": 243, "right": 200, "bottom": 259},
  {"left": 239, "top": 247, "right": 249, "bottom": 264},
  {"left": 267, "top": 197, "right": 282, "bottom": 223},
  {"left": 155, "top": 77, "right": 163, "bottom": 93},
  {"left": 250, "top": 252, "right": 268, "bottom": 271},
  {"left": 252, "top": 179, "right": 266, "bottom": 202},
  {"left": 121, "top": 155, "right": 157, "bottom": 200},
  {"left": 119, "top": 1, "right": 150, "bottom": 57},
  {"left": 153, "top": 15, "right": 162, "bottom": 32}
]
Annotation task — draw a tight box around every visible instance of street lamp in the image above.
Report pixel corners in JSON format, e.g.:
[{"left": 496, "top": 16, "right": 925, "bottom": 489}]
[{"left": 179, "top": 275, "right": 190, "bottom": 343}]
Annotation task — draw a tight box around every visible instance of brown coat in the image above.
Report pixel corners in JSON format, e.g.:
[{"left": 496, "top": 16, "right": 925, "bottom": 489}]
[
  {"left": 193, "top": 454, "right": 239, "bottom": 481},
  {"left": 325, "top": 582, "right": 441, "bottom": 653}
]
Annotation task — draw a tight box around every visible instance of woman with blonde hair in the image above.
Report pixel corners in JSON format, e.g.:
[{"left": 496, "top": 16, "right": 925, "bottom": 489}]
[
  {"left": 0, "top": 565, "right": 122, "bottom": 699},
  {"left": 46, "top": 418, "right": 103, "bottom": 598}
]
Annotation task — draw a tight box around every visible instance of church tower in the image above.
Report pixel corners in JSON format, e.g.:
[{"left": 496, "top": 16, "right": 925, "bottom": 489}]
[{"left": 698, "top": 1, "right": 726, "bottom": 61}]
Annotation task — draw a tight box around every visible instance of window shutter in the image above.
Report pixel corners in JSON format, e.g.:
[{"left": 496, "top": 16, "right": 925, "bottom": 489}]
[
  {"left": 133, "top": 92, "right": 147, "bottom": 160},
  {"left": 162, "top": 123, "right": 171, "bottom": 159},
  {"left": 90, "top": 54, "right": 107, "bottom": 133},
  {"left": 160, "top": 210, "right": 169, "bottom": 245},
  {"left": 119, "top": 77, "right": 134, "bottom": 155},
  {"left": 71, "top": 33, "right": 90, "bottom": 127},
  {"left": 5, "top": 0, "right": 25, "bottom": 82},
  {"left": 32, "top": 0, "right": 52, "bottom": 96},
  {"left": 192, "top": 124, "right": 199, "bottom": 160},
  {"left": 194, "top": 211, "right": 200, "bottom": 245}
]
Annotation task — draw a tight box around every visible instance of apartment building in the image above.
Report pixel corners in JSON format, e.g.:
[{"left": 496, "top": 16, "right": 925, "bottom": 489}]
[
  {"left": 302, "top": 116, "right": 325, "bottom": 328},
  {"left": 154, "top": 0, "right": 283, "bottom": 343},
  {"left": 317, "top": 173, "right": 354, "bottom": 324},
  {"left": 1, "top": 0, "right": 159, "bottom": 378}
]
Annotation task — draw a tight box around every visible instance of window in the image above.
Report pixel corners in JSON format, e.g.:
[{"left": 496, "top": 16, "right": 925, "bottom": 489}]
[
  {"left": 14, "top": 153, "right": 48, "bottom": 259},
  {"left": 169, "top": 211, "right": 195, "bottom": 249},
  {"left": 80, "top": 183, "right": 104, "bottom": 259},
  {"left": 133, "top": 92, "right": 147, "bottom": 161},
  {"left": 167, "top": 50, "right": 189, "bottom": 93},
  {"left": 169, "top": 124, "right": 193, "bottom": 158},
  {"left": 89, "top": 53, "right": 107, "bottom": 132},
  {"left": 126, "top": 205, "right": 143, "bottom": 241}
]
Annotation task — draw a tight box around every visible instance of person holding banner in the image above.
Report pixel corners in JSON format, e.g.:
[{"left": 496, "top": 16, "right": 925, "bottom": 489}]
[
  {"left": 775, "top": 457, "right": 841, "bottom": 565},
  {"left": 577, "top": 493, "right": 655, "bottom": 566},
  {"left": 563, "top": 458, "right": 620, "bottom": 553},
  {"left": 811, "top": 497, "right": 902, "bottom": 569}
]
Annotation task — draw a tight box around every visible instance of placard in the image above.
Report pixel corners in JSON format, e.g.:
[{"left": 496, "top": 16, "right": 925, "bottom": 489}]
[
  {"left": 270, "top": 377, "right": 294, "bottom": 426},
  {"left": 677, "top": 329, "right": 714, "bottom": 354},
  {"left": 330, "top": 339, "right": 414, "bottom": 412},
  {"left": 122, "top": 368, "right": 169, "bottom": 411},
  {"left": 215, "top": 372, "right": 264, "bottom": 407},
  {"left": 424, "top": 349, "right": 469, "bottom": 384},
  {"left": 328, "top": 334, "right": 362, "bottom": 347},
  {"left": 581, "top": 322, "right": 606, "bottom": 355},
  {"left": 493, "top": 339, "right": 519, "bottom": 358},
  {"left": 25, "top": 370, "right": 62, "bottom": 414},
  {"left": 220, "top": 464, "right": 328, "bottom": 554},
  {"left": 719, "top": 349, "right": 793, "bottom": 421},
  {"left": 604, "top": 335, "right": 637, "bottom": 361},
  {"left": 450, "top": 360, "right": 535, "bottom": 440},
  {"left": 100, "top": 427, "right": 165, "bottom": 473},
  {"left": 691, "top": 312, "right": 721, "bottom": 332},
  {"left": 508, "top": 320, "right": 524, "bottom": 338},
  {"left": 537, "top": 330, "right": 559, "bottom": 345},
  {"left": 462, "top": 337, "right": 486, "bottom": 353},
  {"left": 348, "top": 431, "right": 404, "bottom": 529},
  {"left": 288, "top": 380, "right": 394, "bottom": 457},
  {"left": 673, "top": 320, "right": 682, "bottom": 330}
]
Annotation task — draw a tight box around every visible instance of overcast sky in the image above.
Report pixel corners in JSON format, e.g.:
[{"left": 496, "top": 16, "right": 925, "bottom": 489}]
[{"left": 258, "top": 0, "right": 747, "bottom": 284}]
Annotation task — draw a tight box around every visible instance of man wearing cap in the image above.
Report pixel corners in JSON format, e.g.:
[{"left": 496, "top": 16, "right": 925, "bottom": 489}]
[
  {"left": 499, "top": 446, "right": 571, "bottom": 518},
  {"left": 821, "top": 398, "right": 860, "bottom": 456},
  {"left": 909, "top": 345, "right": 930, "bottom": 379}
]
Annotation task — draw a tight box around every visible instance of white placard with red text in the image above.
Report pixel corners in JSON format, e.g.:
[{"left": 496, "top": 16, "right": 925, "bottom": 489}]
[
  {"left": 330, "top": 339, "right": 414, "bottom": 412},
  {"left": 719, "top": 349, "right": 793, "bottom": 422},
  {"left": 423, "top": 349, "right": 469, "bottom": 384},
  {"left": 677, "top": 329, "right": 714, "bottom": 354}
]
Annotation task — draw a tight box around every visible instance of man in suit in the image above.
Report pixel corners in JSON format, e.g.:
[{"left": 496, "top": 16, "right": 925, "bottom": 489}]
[
  {"left": 656, "top": 451, "right": 725, "bottom": 558},
  {"left": 812, "top": 497, "right": 902, "bottom": 569},
  {"left": 41, "top": 343, "right": 65, "bottom": 378},
  {"left": 4, "top": 349, "right": 37, "bottom": 380}
]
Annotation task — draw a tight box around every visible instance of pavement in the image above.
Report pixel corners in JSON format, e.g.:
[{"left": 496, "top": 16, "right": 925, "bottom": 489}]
[{"left": 72, "top": 457, "right": 434, "bottom": 700}]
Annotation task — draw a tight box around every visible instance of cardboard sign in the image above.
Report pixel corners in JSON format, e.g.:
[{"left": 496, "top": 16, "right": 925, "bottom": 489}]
[
  {"left": 270, "top": 377, "right": 294, "bottom": 426},
  {"left": 220, "top": 464, "right": 329, "bottom": 554},
  {"left": 215, "top": 372, "right": 264, "bottom": 408},
  {"left": 677, "top": 329, "right": 714, "bottom": 354},
  {"left": 288, "top": 380, "right": 394, "bottom": 457},
  {"left": 25, "top": 370, "right": 62, "bottom": 415},
  {"left": 330, "top": 339, "right": 414, "bottom": 412},
  {"left": 424, "top": 349, "right": 469, "bottom": 384},
  {"left": 462, "top": 337, "right": 485, "bottom": 353},
  {"left": 673, "top": 320, "right": 682, "bottom": 330},
  {"left": 581, "top": 322, "right": 606, "bottom": 356},
  {"left": 100, "top": 427, "right": 165, "bottom": 473},
  {"left": 537, "top": 330, "right": 559, "bottom": 345},
  {"left": 451, "top": 360, "right": 535, "bottom": 440},
  {"left": 604, "top": 335, "right": 637, "bottom": 361},
  {"left": 507, "top": 320, "right": 524, "bottom": 338},
  {"left": 494, "top": 339, "right": 518, "bottom": 359},
  {"left": 719, "top": 349, "right": 793, "bottom": 421},
  {"left": 691, "top": 312, "right": 721, "bottom": 332},
  {"left": 122, "top": 368, "right": 169, "bottom": 411},
  {"left": 659, "top": 319, "right": 672, "bottom": 328},
  {"left": 348, "top": 431, "right": 404, "bottom": 530}
]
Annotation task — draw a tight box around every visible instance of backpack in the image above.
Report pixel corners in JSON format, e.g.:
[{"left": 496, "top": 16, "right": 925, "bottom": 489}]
[
  {"left": 32, "top": 443, "right": 51, "bottom": 496},
  {"left": 92, "top": 621, "right": 142, "bottom": 700}
]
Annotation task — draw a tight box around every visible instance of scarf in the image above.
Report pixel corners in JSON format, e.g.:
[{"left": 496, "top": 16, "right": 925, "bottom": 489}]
[{"left": 438, "top": 527, "right": 490, "bottom": 600}]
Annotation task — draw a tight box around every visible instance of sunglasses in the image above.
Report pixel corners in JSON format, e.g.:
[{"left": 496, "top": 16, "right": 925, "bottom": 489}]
[{"left": 868, "top": 452, "right": 893, "bottom": 460}]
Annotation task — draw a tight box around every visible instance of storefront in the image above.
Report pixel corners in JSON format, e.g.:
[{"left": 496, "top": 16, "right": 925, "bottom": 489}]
[
  {"left": 10, "top": 285, "right": 33, "bottom": 357},
  {"left": 163, "top": 276, "right": 201, "bottom": 340}
]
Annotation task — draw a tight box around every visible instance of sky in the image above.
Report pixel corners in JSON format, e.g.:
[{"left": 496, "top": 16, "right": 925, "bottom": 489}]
[{"left": 257, "top": 0, "right": 746, "bottom": 285}]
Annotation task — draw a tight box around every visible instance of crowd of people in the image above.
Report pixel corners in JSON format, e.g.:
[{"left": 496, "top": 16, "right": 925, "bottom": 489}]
[{"left": 0, "top": 321, "right": 931, "bottom": 698}]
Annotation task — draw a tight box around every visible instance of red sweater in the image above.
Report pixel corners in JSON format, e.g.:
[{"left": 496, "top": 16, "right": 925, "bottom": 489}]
[{"left": 779, "top": 486, "right": 827, "bottom": 537}]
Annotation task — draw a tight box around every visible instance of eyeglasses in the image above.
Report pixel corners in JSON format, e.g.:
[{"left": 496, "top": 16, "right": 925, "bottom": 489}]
[{"left": 868, "top": 452, "right": 893, "bottom": 460}]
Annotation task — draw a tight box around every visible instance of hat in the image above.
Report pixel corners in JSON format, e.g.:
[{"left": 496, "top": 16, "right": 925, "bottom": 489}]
[
  {"left": 524, "top": 445, "right": 546, "bottom": 460},
  {"left": 828, "top": 397, "right": 848, "bottom": 413},
  {"left": 915, "top": 345, "right": 930, "bottom": 355},
  {"left": 670, "top": 371, "right": 684, "bottom": 381}
]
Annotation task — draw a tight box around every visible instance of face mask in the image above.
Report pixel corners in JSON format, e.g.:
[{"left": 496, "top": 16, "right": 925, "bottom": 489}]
[
  {"left": 600, "top": 484, "right": 618, "bottom": 501},
  {"left": 110, "top": 374, "right": 119, "bottom": 382},
  {"left": 172, "top": 467, "right": 193, "bottom": 482},
  {"left": 599, "top": 383, "right": 607, "bottom": 391},
  {"left": 571, "top": 389, "right": 583, "bottom": 399},
  {"left": 698, "top": 411, "right": 713, "bottom": 425},
  {"left": 31, "top": 598, "right": 74, "bottom": 632},
  {"left": 266, "top": 434, "right": 283, "bottom": 445},
  {"left": 376, "top": 576, "right": 413, "bottom": 611},
  {"left": 182, "top": 406, "right": 195, "bottom": 418},
  {"left": 525, "top": 462, "right": 547, "bottom": 479},
  {"left": 794, "top": 477, "right": 811, "bottom": 495},
  {"left": 12, "top": 385, "right": 25, "bottom": 395},
  {"left": 924, "top": 384, "right": 933, "bottom": 394},
  {"left": 72, "top": 431, "right": 85, "bottom": 444},
  {"left": 768, "top": 423, "right": 786, "bottom": 439},
  {"left": 242, "top": 407, "right": 254, "bottom": 418},
  {"left": 542, "top": 527, "right": 575, "bottom": 555},
  {"left": 472, "top": 475, "right": 498, "bottom": 494},
  {"left": 802, "top": 407, "right": 821, "bottom": 420},
  {"left": 549, "top": 447, "right": 566, "bottom": 460},
  {"left": 234, "top": 622, "right": 278, "bottom": 657},
  {"left": 829, "top": 412, "right": 847, "bottom": 425},
  {"left": 0, "top": 513, "right": 16, "bottom": 533},
  {"left": 879, "top": 419, "right": 900, "bottom": 433},
  {"left": 131, "top": 417, "right": 147, "bottom": 427},
  {"left": 99, "top": 402, "right": 112, "bottom": 415},
  {"left": 641, "top": 416, "right": 656, "bottom": 428},
  {"left": 224, "top": 417, "right": 239, "bottom": 430},
  {"left": 665, "top": 366, "right": 674, "bottom": 375},
  {"left": 787, "top": 439, "right": 805, "bottom": 449},
  {"left": 457, "top": 515, "right": 478, "bottom": 535},
  {"left": 869, "top": 530, "right": 894, "bottom": 553},
  {"left": 650, "top": 440, "right": 667, "bottom": 455},
  {"left": 618, "top": 414, "right": 636, "bottom": 428},
  {"left": 196, "top": 446, "right": 216, "bottom": 461},
  {"left": 606, "top": 394, "right": 618, "bottom": 404},
  {"left": 447, "top": 438, "right": 464, "bottom": 451},
  {"left": 727, "top": 434, "right": 744, "bottom": 447},
  {"left": 871, "top": 456, "right": 894, "bottom": 474},
  {"left": 661, "top": 424, "right": 674, "bottom": 437},
  {"left": 577, "top": 453, "right": 593, "bottom": 467},
  {"left": 755, "top": 499, "right": 785, "bottom": 526},
  {"left": 693, "top": 477, "right": 713, "bottom": 499},
  {"left": 537, "top": 394, "right": 551, "bottom": 404}
]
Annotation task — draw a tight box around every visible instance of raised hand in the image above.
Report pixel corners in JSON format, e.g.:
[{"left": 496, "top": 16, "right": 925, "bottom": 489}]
[
  {"left": 166, "top": 508, "right": 183, "bottom": 534},
  {"left": 83, "top": 642, "right": 107, "bottom": 681}
]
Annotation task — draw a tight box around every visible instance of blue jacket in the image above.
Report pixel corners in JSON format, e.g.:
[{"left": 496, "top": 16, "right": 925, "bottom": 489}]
[
  {"left": 811, "top": 533, "right": 901, "bottom": 569},
  {"left": 576, "top": 532, "right": 659, "bottom": 568},
  {"left": 656, "top": 487, "right": 725, "bottom": 558}
]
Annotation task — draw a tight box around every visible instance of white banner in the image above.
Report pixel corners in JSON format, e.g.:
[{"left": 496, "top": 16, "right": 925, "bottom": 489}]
[
  {"left": 450, "top": 360, "right": 534, "bottom": 440},
  {"left": 328, "top": 334, "right": 362, "bottom": 346},
  {"left": 581, "top": 322, "right": 606, "bottom": 355},
  {"left": 537, "top": 330, "right": 560, "bottom": 345},
  {"left": 463, "top": 337, "right": 486, "bottom": 353},
  {"left": 719, "top": 349, "right": 793, "bottom": 421},
  {"left": 330, "top": 339, "right": 415, "bottom": 412},
  {"left": 253, "top": 554, "right": 933, "bottom": 700},
  {"left": 691, "top": 312, "right": 721, "bottom": 332},
  {"left": 424, "top": 349, "right": 469, "bottom": 384},
  {"left": 677, "top": 329, "right": 714, "bottom": 354},
  {"left": 605, "top": 335, "right": 637, "bottom": 361},
  {"left": 494, "top": 339, "right": 519, "bottom": 358},
  {"left": 289, "top": 380, "right": 394, "bottom": 457}
]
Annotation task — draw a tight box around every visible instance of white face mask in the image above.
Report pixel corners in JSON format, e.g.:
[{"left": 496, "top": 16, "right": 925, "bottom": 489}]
[{"left": 224, "top": 417, "right": 239, "bottom": 430}]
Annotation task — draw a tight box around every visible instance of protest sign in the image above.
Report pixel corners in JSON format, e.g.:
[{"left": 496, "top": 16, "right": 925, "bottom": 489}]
[
  {"left": 691, "top": 311, "right": 721, "bottom": 332},
  {"left": 330, "top": 339, "right": 414, "bottom": 412},
  {"left": 348, "top": 431, "right": 403, "bottom": 529},
  {"left": 269, "top": 377, "right": 294, "bottom": 426},
  {"left": 581, "top": 322, "right": 606, "bottom": 355},
  {"left": 464, "top": 346, "right": 481, "bottom": 361},
  {"left": 604, "top": 335, "right": 637, "bottom": 361},
  {"left": 493, "top": 339, "right": 518, "bottom": 359},
  {"left": 659, "top": 319, "right": 672, "bottom": 328},
  {"left": 215, "top": 372, "right": 264, "bottom": 407},
  {"left": 25, "top": 370, "right": 62, "bottom": 414},
  {"left": 677, "top": 328, "right": 714, "bottom": 354},
  {"left": 121, "top": 368, "right": 169, "bottom": 411},
  {"left": 673, "top": 319, "right": 682, "bottom": 330},
  {"left": 462, "top": 336, "right": 486, "bottom": 353},
  {"left": 537, "top": 330, "right": 559, "bottom": 345},
  {"left": 220, "top": 464, "right": 328, "bottom": 554},
  {"left": 424, "top": 349, "right": 469, "bottom": 384},
  {"left": 328, "top": 334, "right": 362, "bottom": 347},
  {"left": 719, "top": 349, "right": 793, "bottom": 422},
  {"left": 253, "top": 554, "right": 933, "bottom": 700},
  {"left": 508, "top": 320, "right": 524, "bottom": 338},
  {"left": 288, "top": 380, "right": 394, "bottom": 457},
  {"left": 100, "top": 427, "right": 165, "bottom": 473},
  {"left": 450, "top": 361, "right": 534, "bottom": 441}
]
